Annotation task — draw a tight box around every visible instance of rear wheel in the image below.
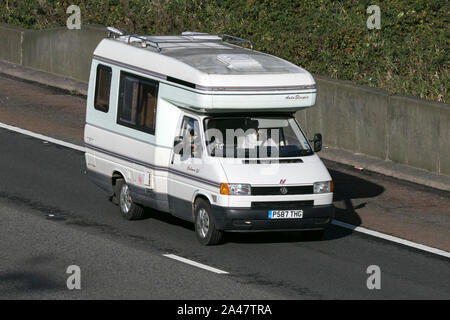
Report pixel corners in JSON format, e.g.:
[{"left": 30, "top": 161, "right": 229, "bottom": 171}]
[
  {"left": 116, "top": 179, "right": 144, "bottom": 220},
  {"left": 194, "top": 198, "right": 223, "bottom": 246}
]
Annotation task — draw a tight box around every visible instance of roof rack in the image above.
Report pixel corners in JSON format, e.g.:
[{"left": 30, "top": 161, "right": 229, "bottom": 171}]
[
  {"left": 218, "top": 34, "right": 253, "bottom": 50},
  {"left": 106, "top": 27, "right": 161, "bottom": 51},
  {"left": 106, "top": 27, "right": 253, "bottom": 51}
]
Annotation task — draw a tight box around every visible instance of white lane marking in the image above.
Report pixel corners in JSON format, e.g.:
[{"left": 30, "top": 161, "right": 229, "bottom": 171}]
[
  {"left": 1, "top": 121, "right": 449, "bottom": 259},
  {"left": 332, "top": 220, "right": 450, "bottom": 258},
  {"left": 163, "top": 254, "right": 229, "bottom": 274},
  {"left": 0, "top": 122, "right": 85, "bottom": 152}
]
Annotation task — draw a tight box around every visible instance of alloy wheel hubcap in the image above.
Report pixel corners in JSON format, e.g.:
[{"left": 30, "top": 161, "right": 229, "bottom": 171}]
[
  {"left": 120, "top": 184, "right": 132, "bottom": 213},
  {"left": 197, "top": 208, "right": 209, "bottom": 238}
]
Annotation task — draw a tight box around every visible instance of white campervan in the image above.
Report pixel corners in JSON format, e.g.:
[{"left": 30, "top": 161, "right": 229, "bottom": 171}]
[{"left": 84, "top": 27, "right": 334, "bottom": 245}]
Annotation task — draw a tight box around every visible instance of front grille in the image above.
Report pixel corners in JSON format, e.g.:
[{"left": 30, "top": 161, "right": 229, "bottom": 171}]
[
  {"left": 251, "top": 185, "right": 313, "bottom": 196},
  {"left": 251, "top": 200, "right": 314, "bottom": 209}
]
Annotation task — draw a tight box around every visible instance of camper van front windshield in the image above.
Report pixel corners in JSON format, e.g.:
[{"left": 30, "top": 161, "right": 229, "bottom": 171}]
[{"left": 203, "top": 116, "right": 313, "bottom": 158}]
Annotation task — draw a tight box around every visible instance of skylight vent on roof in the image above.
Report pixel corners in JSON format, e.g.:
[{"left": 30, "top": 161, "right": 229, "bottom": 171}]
[{"left": 217, "top": 54, "right": 264, "bottom": 71}]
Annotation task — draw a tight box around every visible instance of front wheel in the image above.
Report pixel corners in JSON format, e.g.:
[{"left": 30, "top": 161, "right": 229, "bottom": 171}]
[
  {"left": 116, "top": 179, "right": 144, "bottom": 220},
  {"left": 194, "top": 199, "right": 223, "bottom": 246}
]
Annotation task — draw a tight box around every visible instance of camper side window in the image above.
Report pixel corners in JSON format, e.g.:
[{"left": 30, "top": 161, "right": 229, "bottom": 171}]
[
  {"left": 94, "top": 65, "right": 112, "bottom": 113},
  {"left": 117, "top": 72, "right": 159, "bottom": 135}
]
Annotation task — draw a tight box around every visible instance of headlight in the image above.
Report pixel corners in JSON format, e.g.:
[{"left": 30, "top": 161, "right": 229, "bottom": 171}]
[
  {"left": 314, "top": 181, "right": 333, "bottom": 194},
  {"left": 220, "top": 183, "right": 251, "bottom": 195}
]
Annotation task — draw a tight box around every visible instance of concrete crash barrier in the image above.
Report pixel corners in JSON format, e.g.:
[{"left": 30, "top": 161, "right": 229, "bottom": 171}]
[
  {"left": 0, "top": 23, "right": 107, "bottom": 82},
  {"left": 299, "top": 76, "right": 450, "bottom": 177},
  {"left": 0, "top": 23, "right": 448, "bottom": 178},
  {"left": 0, "top": 23, "right": 25, "bottom": 65}
]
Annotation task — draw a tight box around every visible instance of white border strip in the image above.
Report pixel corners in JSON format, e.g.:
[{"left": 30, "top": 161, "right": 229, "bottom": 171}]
[
  {"left": 332, "top": 220, "right": 450, "bottom": 258},
  {"left": 0, "top": 122, "right": 85, "bottom": 152},
  {"left": 163, "top": 254, "right": 229, "bottom": 274},
  {"left": 1, "top": 121, "right": 449, "bottom": 259}
]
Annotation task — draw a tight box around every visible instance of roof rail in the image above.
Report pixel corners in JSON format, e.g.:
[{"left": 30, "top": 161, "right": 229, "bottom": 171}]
[
  {"left": 106, "top": 26, "right": 124, "bottom": 38},
  {"left": 106, "top": 27, "right": 161, "bottom": 51},
  {"left": 218, "top": 34, "right": 253, "bottom": 50},
  {"left": 127, "top": 35, "right": 161, "bottom": 51},
  {"left": 105, "top": 27, "right": 253, "bottom": 51}
]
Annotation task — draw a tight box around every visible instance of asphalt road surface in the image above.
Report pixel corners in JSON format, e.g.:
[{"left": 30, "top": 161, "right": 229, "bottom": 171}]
[{"left": 0, "top": 127, "right": 449, "bottom": 299}]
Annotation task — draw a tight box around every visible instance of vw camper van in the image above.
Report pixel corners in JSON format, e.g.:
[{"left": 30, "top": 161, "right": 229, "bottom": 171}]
[{"left": 84, "top": 27, "right": 334, "bottom": 245}]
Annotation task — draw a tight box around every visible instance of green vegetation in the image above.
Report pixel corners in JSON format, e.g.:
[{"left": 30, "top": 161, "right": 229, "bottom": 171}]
[{"left": 1, "top": 0, "right": 448, "bottom": 102}]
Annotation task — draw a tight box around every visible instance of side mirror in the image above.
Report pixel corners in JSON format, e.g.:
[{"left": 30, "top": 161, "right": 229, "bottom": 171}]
[
  {"left": 313, "top": 133, "right": 322, "bottom": 152},
  {"left": 173, "top": 136, "right": 184, "bottom": 155}
]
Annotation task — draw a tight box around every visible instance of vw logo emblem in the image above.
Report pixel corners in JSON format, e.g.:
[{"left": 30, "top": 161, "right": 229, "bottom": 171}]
[{"left": 280, "top": 187, "right": 288, "bottom": 195}]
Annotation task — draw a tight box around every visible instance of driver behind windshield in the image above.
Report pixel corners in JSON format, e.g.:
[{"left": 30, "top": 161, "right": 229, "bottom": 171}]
[{"left": 238, "top": 119, "right": 277, "bottom": 149}]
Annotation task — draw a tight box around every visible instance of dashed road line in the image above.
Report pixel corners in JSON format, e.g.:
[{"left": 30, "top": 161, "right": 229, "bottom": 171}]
[{"left": 163, "top": 254, "right": 229, "bottom": 274}]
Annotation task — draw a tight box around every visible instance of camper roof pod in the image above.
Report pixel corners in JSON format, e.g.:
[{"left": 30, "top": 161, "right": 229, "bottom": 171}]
[{"left": 94, "top": 27, "right": 317, "bottom": 112}]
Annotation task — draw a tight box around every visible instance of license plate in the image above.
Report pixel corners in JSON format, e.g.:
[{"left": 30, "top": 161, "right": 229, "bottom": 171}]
[{"left": 268, "top": 210, "right": 303, "bottom": 219}]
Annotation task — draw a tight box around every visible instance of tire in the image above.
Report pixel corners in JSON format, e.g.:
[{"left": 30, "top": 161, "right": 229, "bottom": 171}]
[
  {"left": 116, "top": 179, "right": 145, "bottom": 220},
  {"left": 194, "top": 198, "right": 223, "bottom": 246},
  {"left": 111, "top": 189, "right": 119, "bottom": 205},
  {"left": 302, "top": 229, "right": 325, "bottom": 241}
]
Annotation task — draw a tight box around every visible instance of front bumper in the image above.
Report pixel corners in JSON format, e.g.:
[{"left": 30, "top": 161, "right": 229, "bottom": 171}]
[{"left": 211, "top": 204, "right": 335, "bottom": 232}]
